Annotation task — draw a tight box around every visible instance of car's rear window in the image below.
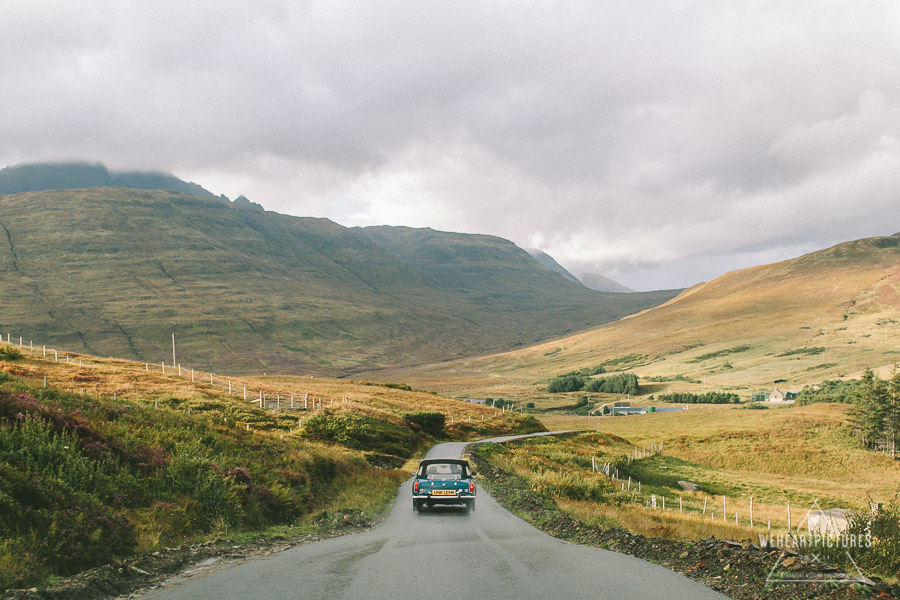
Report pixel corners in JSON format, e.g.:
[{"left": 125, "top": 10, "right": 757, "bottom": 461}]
[{"left": 419, "top": 462, "right": 467, "bottom": 478}]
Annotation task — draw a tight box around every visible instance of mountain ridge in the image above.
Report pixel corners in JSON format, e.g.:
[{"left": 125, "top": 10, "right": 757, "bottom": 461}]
[
  {"left": 0, "top": 161, "right": 263, "bottom": 209},
  {"left": 0, "top": 187, "right": 678, "bottom": 375}
]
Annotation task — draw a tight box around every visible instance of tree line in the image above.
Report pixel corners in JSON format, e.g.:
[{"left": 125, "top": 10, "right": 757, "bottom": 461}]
[
  {"left": 546, "top": 372, "right": 639, "bottom": 395},
  {"left": 654, "top": 391, "right": 740, "bottom": 404},
  {"left": 851, "top": 367, "right": 900, "bottom": 457}
]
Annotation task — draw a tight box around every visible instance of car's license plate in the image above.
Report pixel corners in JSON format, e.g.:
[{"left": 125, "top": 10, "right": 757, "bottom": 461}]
[{"left": 431, "top": 490, "right": 457, "bottom": 496}]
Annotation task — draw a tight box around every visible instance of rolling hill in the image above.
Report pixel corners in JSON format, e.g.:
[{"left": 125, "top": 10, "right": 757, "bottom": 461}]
[
  {"left": 0, "top": 187, "right": 678, "bottom": 375},
  {"left": 378, "top": 234, "right": 900, "bottom": 396}
]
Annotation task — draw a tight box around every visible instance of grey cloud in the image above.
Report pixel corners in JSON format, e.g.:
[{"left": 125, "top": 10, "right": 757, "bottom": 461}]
[{"left": 2, "top": 1, "right": 899, "bottom": 290}]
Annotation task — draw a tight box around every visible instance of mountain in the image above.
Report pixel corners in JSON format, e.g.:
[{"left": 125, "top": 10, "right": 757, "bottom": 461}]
[
  {"left": 0, "top": 162, "right": 262, "bottom": 209},
  {"left": 383, "top": 235, "right": 900, "bottom": 393},
  {"left": 523, "top": 248, "right": 581, "bottom": 283},
  {"left": 0, "top": 188, "right": 679, "bottom": 375},
  {"left": 578, "top": 272, "right": 634, "bottom": 293}
]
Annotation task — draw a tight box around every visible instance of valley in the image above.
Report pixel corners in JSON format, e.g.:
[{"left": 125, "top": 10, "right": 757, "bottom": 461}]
[{"left": 2, "top": 174, "right": 899, "bottom": 596}]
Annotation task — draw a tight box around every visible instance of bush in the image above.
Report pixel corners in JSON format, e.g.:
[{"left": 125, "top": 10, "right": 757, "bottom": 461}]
[
  {"left": 402, "top": 411, "right": 446, "bottom": 438},
  {"left": 166, "top": 442, "right": 241, "bottom": 530},
  {"left": 0, "top": 346, "right": 23, "bottom": 362},
  {"left": 303, "top": 410, "right": 419, "bottom": 457}
]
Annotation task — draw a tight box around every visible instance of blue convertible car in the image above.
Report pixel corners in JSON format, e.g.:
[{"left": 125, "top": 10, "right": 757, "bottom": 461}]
[{"left": 412, "top": 458, "right": 476, "bottom": 512}]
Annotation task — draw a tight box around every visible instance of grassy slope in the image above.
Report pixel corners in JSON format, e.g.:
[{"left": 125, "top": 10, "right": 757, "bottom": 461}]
[
  {"left": 0, "top": 343, "right": 542, "bottom": 589},
  {"left": 472, "top": 420, "right": 900, "bottom": 583},
  {"left": 383, "top": 235, "right": 900, "bottom": 398},
  {"left": 0, "top": 189, "right": 677, "bottom": 376}
]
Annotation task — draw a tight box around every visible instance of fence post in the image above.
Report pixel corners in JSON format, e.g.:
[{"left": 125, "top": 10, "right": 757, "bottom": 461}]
[
  {"left": 229, "top": 381, "right": 232, "bottom": 395},
  {"left": 750, "top": 497, "right": 753, "bottom": 529},
  {"left": 243, "top": 387, "right": 247, "bottom": 400},
  {"left": 161, "top": 362, "right": 165, "bottom": 374}
]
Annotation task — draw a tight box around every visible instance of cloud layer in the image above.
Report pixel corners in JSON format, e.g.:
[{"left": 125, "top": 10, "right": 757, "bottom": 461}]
[{"left": 3, "top": 1, "right": 899, "bottom": 289}]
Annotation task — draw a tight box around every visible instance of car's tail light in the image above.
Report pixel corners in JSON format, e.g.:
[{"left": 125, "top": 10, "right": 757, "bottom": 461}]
[
  {"left": 469, "top": 481, "right": 475, "bottom": 493},
  {"left": 414, "top": 480, "right": 419, "bottom": 493}
]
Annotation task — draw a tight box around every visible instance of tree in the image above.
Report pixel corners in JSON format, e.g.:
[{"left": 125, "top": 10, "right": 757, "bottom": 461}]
[
  {"left": 852, "top": 368, "right": 888, "bottom": 449},
  {"left": 887, "top": 366, "right": 900, "bottom": 458}
]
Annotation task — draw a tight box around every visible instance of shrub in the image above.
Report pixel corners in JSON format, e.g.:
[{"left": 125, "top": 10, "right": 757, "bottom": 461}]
[
  {"left": 165, "top": 442, "right": 241, "bottom": 530},
  {"left": 0, "top": 346, "right": 23, "bottom": 362},
  {"left": 402, "top": 411, "right": 445, "bottom": 438},
  {"left": 303, "top": 410, "right": 419, "bottom": 457}
]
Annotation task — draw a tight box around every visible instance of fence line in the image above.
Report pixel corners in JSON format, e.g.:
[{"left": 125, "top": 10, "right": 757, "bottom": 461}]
[
  {"left": 588, "top": 443, "right": 803, "bottom": 540},
  {"left": 0, "top": 331, "right": 333, "bottom": 413}
]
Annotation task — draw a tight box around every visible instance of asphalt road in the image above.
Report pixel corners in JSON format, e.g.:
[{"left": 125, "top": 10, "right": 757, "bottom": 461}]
[{"left": 142, "top": 439, "right": 725, "bottom": 600}]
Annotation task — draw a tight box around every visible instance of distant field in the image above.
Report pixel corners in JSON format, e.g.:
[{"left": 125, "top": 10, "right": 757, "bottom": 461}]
[
  {"left": 541, "top": 404, "right": 900, "bottom": 505},
  {"left": 467, "top": 403, "right": 900, "bottom": 582}
]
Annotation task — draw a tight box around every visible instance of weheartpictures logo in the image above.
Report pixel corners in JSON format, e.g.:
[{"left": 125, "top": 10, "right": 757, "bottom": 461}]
[{"left": 761, "top": 500, "right": 874, "bottom": 585}]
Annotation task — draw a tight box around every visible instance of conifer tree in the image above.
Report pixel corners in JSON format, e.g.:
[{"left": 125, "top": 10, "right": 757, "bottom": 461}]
[
  {"left": 852, "top": 368, "right": 888, "bottom": 448},
  {"left": 887, "top": 365, "right": 900, "bottom": 458}
]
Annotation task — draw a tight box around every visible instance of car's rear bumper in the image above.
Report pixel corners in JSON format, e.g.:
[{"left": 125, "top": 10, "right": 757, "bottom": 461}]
[{"left": 412, "top": 494, "right": 475, "bottom": 501}]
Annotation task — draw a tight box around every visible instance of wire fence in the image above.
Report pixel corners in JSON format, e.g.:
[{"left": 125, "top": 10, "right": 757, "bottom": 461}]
[{"left": 0, "top": 331, "right": 333, "bottom": 412}]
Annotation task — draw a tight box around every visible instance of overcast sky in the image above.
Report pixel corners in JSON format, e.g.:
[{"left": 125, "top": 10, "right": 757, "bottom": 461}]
[{"left": 2, "top": 2, "right": 899, "bottom": 290}]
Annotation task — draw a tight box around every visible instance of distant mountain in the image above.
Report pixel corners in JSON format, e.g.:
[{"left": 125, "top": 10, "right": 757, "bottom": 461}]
[
  {"left": 0, "top": 188, "right": 679, "bottom": 375},
  {"left": 0, "top": 162, "right": 262, "bottom": 209},
  {"left": 578, "top": 272, "right": 634, "bottom": 293},
  {"left": 392, "top": 235, "right": 900, "bottom": 391},
  {"left": 523, "top": 248, "right": 582, "bottom": 284}
]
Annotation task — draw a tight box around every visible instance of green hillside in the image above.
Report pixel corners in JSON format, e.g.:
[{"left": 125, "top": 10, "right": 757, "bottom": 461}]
[{"left": 0, "top": 188, "right": 677, "bottom": 375}]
